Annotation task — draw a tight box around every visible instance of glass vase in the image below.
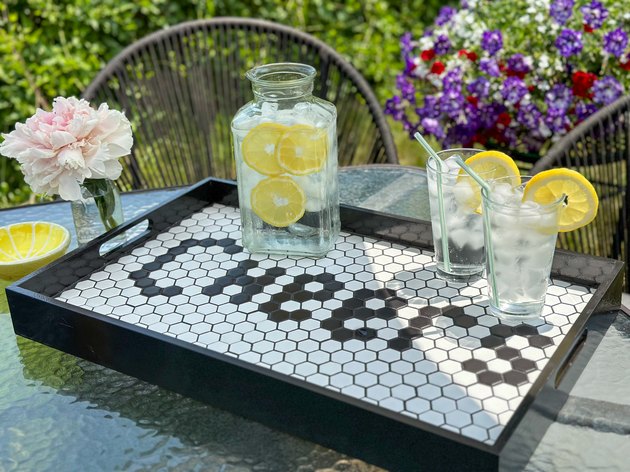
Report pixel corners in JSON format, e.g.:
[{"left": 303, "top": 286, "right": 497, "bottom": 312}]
[
  {"left": 71, "top": 178, "right": 124, "bottom": 245},
  {"left": 231, "top": 62, "right": 340, "bottom": 257}
]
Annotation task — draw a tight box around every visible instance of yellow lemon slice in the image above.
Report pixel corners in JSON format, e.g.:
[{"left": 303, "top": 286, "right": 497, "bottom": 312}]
[
  {"left": 459, "top": 150, "right": 522, "bottom": 184},
  {"left": 0, "top": 222, "right": 71, "bottom": 280},
  {"left": 242, "top": 122, "right": 289, "bottom": 176},
  {"left": 251, "top": 176, "right": 306, "bottom": 227},
  {"left": 276, "top": 124, "right": 328, "bottom": 175},
  {"left": 523, "top": 168, "right": 599, "bottom": 232},
  {"left": 456, "top": 150, "right": 522, "bottom": 211}
]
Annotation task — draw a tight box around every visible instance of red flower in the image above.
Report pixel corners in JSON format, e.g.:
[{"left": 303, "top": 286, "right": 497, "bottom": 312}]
[
  {"left": 431, "top": 61, "right": 445, "bottom": 74},
  {"left": 572, "top": 71, "right": 597, "bottom": 98},
  {"left": 506, "top": 70, "right": 527, "bottom": 79},
  {"left": 471, "top": 133, "right": 488, "bottom": 146},
  {"left": 583, "top": 24, "right": 594, "bottom": 33},
  {"left": 497, "top": 112, "right": 512, "bottom": 127},
  {"left": 527, "top": 85, "right": 536, "bottom": 92},
  {"left": 457, "top": 49, "right": 477, "bottom": 62},
  {"left": 421, "top": 49, "right": 436, "bottom": 61},
  {"left": 466, "top": 96, "right": 479, "bottom": 107},
  {"left": 620, "top": 59, "right": 630, "bottom": 71}
]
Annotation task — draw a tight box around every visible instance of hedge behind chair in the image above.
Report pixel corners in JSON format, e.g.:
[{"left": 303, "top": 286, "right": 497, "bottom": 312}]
[
  {"left": 82, "top": 17, "right": 398, "bottom": 190},
  {"left": 531, "top": 95, "right": 629, "bottom": 286}
]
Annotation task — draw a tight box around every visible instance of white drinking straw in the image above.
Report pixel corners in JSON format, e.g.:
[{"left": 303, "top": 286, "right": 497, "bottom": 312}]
[
  {"left": 453, "top": 155, "right": 498, "bottom": 302},
  {"left": 413, "top": 132, "right": 450, "bottom": 272}
]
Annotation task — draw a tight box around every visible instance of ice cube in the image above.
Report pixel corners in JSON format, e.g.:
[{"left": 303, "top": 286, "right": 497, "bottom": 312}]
[{"left": 261, "top": 101, "right": 278, "bottom": 117}]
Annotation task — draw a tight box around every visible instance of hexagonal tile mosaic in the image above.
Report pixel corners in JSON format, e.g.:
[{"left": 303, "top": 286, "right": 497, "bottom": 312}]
[{"left": 57, "top": 203, "right": 594, "bottom": 445}]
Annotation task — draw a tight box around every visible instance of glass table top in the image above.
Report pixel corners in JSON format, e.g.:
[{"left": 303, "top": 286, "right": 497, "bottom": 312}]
[{"left": 1, "top": 167, "right": 628, "bottom": 471}]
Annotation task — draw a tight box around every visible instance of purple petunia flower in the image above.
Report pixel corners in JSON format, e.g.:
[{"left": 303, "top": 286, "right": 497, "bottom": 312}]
[
  {"left": 396, "top": 74, "right": 416, "bottom": 102},
  {"left": 501, "top": 77, "right": 528, "bottom": 105},
  {"left": 550, "top": 0, "right": 574, "bottom": 25},
  {"left": 581, "top": 1, "right": 608, "bottom": 30},
  {"left": 400, "top": 32, "right": 414, "bottom": 56},
  {"left": 415, "top": 96, "right": 441, "bottom": 119},
  {"left": 467, "top": 77, "right": 490, "bottom": 98},
  {"left": 434, "top": 34, "right": 451, "bottom": 55},
  {"left": 421, "top": 117, "right": 445, "bottom": 140},
  {"left": 575, "top": 102, "right": 598, "bottom": 121},
  {"left": 593, "top": 76, "right": 624, "bottom": 105},
  {"left": 507, "top": 54, "right": 531, "bottom": 74},
  {"left": 439, "top": 89, "right": 465, "bottom": 120},
  {"left": 479, "top": 103, "right": 506, "bottom": 129},
  {"left": 517, "top": 103, "right": 543, "bottom": 130},
  {"left": 384, "top": 96, "right": 405, "bottom": 121},
  {"left": 545, "top": 108, "right": 571, "bottom": 133},
  {"left": 555, "top": 29, "right": 583, "bottom": 57},
  {"left": 603, "top": 28, "right": 629, "bottom": 58},
  {"left": 481, "top": 30, "right": 503, "bottom": 56},
  {"left": 442, "top": 68, "right": 463, "bottom": 90},
  {"left": 545, "top": 84, "right": 573, "bottom": 111},
  {"left": 479, "top": 58, "right": 501, "bottom": 77},
  {"left": 435, "top": 6, "right": 456, "bottom": 26}
]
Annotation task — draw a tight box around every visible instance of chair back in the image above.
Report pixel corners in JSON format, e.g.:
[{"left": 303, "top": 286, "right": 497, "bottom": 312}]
[
  {"left": 531, "top": 95, "right": 630, "bottom": 286},
  {"left": 82, "top": 17, "right": 397, "bottom": 190}
]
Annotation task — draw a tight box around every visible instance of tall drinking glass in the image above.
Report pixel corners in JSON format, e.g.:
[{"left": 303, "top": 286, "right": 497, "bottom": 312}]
[
  {"left": 481, "top": 176, "right": 564, "bottom": 319},
  {"left": 427, "top": 149, "right": 490, "bottom": 282}
]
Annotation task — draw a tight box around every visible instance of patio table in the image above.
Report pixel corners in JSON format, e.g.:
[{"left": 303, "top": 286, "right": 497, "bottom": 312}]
[{"left": 0, "top": 165, "right": 628, "bottom": 471}]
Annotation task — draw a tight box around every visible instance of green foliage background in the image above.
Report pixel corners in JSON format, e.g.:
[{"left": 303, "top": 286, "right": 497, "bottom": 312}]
[{"left": 0, "top": 0, "right": 449, "bottom": 207}]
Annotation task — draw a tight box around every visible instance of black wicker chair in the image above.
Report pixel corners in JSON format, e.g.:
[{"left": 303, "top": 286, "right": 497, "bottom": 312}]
[
  {"left": 82, "top": 17, "right": 398, "bottom": 190},
  {"left": 531, "top": 95, "right": 630, "bottom": 285}
]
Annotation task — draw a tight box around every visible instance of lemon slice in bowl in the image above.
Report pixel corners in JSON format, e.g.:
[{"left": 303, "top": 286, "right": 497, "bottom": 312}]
[
  {"left": 242, "top": 122, "right": 289, "bottom": 176},
  {"left": 276, "top": 124, "right": 328, "bottom": 175},
  {"left": 523, "top": 168, "right": 599, "bottom": 232},
  {"left": 456, "top": 150, "right": 521, "bottom": 211},
  {"left": 0, "top": 222, "right": 71, "bottom": 280},
  {"left": 251, "top": 176, "right": 306, "bottom": 227}
]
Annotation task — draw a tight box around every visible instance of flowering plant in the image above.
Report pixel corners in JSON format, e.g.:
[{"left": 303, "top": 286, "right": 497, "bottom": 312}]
[
  {"left": 0, "top": 97, "right": 133, "bottom": 200},
  {"left": 385, "top": 0, "right": 630, "bottom": 155}
]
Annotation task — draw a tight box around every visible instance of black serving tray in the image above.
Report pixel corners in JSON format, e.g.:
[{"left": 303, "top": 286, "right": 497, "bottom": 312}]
[{"left": 7, "top": 177, "right": 625, "bottom": 471}]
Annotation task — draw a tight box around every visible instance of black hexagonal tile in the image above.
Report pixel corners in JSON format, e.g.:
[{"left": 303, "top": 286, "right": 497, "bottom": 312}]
[
  {"left": 409, "top": 316, "right": 431, "bottom": 329},
  {"left": 321, "top": 318, "right": 343, "bottom": 330},
  {"left": 477, "top": 370, "right": 503, "bottom": 386},
  {"left": 199, "top": 238, "right": 217, "bottom": 247},
  {"left": 217, "top": 238, "right": 236, "bottom": 247},
  {"left": 388, "top": 337, "right": 412, "bottom": 351},
  {"left": 352, "top": 307, "right": 375, "bottom": 321},
  {"left": 354, "top": 289, "right": 375, "bottom": 301},
  {"left": 354, "top": 327, "right": 377, "bottom": 340},
  {"left": 180, "top": 239, "right": 198, "bottom": 247},
  {"left": 462, "top": 358, "right": 487, "bottom": 373},
  {"left": 283, "top": 283, "right": 302, "bottom": 294},
  {"left": 161, "top": 286, "right": 183, "bottom": 297},
  {"left": 230, "top": 293, "right": 250, "bottom": 305},
  {"left": 259, "top": 301, "right": 280, "bottom": 313},
  {"left": 503, "top": 370, "right": 529, "bottom": 386},
  {"left": 528, "top": 335, "right": 553, "bottom": 348},
  {"left": 496, "top": 346, "right": 520, "bottom": 361},
  {"left": 452, "top": 314, "right": 477, "bottom": 329},
  {"left": 511, "top": 358, "right": 537, "bottom": 373},
  {"left": 313, "top": 290, "right": 334, "bottom": 302},
  {"left": 143, "top": 262, "right": 162, "bottom": 271},
  {"left": 490, "top": 324, "right": 514, "bottom": 338},
  {"left": 324, "top": 281, "right": 344, "bottom": 292},
  {"left": 398, "top": 327, "right": 423, "bottom": 339},
  {"left": 130, "top": 270, "right": 149, "bottom": 280},
  {"left": 254, "top": 275, "right": 274, "bottom": 286},
  {"left": 141, "top": 286, "right": 161, "bottom": 297},
  {"left": 271, "top": 292, "right": 291, "bottom": 303},
  {"left": 202, "top": 285, "right": 223, "bottom": 297},
  {"left": 135, "top": 278, "right": 155, "bottom": 288},
  {"left": 386, "top": 297, "right": 407, "bottom": 309},
  {"left": 441, "top": 305, "right": 465, "bottom": 318},
  {"left": 157, "top": 254, "right": 175, "bottom": 263},
  {"left": 235, "top": 275, "right": 254, "bottom": 286},
  {"left": 332, "top": 308, "right": 354, "bottom": 320},
  {"left": 295, "top": 274, "right": 315, "bottom": 284},
  {"left": 419, "top": 306, "right": 441, "bottom": 318},
  {"left": 269, "top": 310, "right": 290, "bottom": 322},
  {"left": 170, "top": 246, "right": 187, "bottom": 256},
  {"left": 331, "top": 328, "right": 353, "bottom": 342},
  {"left": 342, "top": 298, "right": 363, "bottom": 310},
  {"left": 376, "top": 307, "right": 397, "bottom": 320},
  {"left": 514, "top": 324, "right": 539, "bottom": 337},
  {"left": 292, "top": 291, "right": 313, "bottom": 303},
  {"left": 480, "top": 335, "right": 505, "bottom": 349},
  {"left": 290, "top": 309, "right": 311, "bottom": 321},
  {"left": 374, "top": 288, "right": 397, "bottom": 300}
]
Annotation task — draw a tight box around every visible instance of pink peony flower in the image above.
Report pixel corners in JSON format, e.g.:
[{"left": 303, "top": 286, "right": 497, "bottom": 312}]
[{"left": 0, "top": 97, "right": 133, "bottom": 201}]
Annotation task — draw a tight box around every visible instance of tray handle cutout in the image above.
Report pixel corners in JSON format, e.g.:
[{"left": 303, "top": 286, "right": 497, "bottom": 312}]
[
  {"left": 99, "top": 219, "right": 151, "bottom": 257},
  {"left": 554, "top": 329, "right": 588, "bottom": 389}
]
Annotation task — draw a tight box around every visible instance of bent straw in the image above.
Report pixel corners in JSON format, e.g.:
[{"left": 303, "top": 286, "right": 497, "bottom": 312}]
[
  {"left": 413, "top": 132, "right": 450, "bottom": 272},
  {"left": 453, "top": 155, "right": 498, "bottom": 305}
]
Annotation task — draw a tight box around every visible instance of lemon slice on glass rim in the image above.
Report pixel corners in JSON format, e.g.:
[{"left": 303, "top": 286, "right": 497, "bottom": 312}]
[
  {"left": 251, "top": 176, "right": 306, "bottom": 227},
  {"left": 456, "top": 150, "right": 521, "bottom": 211},
  {"left": 242, "top": 122, "right": 289, "bottom": 176},
  {"left": 0, "top": 221, "right": 71, "bottom": 280},
  {"left": 523, "top": 168, "right": 599, "bottom": 232}
]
